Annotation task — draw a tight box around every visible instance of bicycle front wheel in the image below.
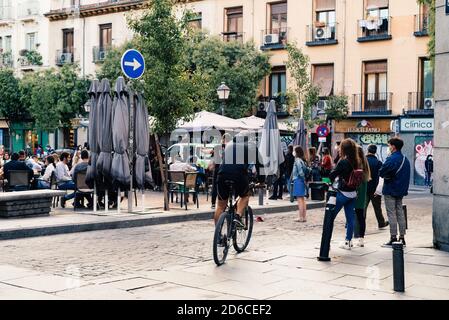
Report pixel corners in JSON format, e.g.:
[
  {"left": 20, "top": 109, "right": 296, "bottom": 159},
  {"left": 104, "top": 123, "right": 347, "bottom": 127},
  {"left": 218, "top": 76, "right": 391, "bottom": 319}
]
[
  {"left": 233, "top": 206, "right": 254, "bottom": 253},
  {"left": 213, "top": 211, "right": 231, "bottom": 266}
]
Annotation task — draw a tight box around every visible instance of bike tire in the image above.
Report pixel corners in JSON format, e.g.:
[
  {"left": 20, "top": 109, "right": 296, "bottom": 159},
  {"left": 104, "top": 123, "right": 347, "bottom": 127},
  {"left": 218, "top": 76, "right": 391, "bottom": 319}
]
[
  {"left": 233, "top": 206, "right": 254, "bottom": 253},
  {"left": 213, "top": 211, "right": 231, "bottom": 266}
]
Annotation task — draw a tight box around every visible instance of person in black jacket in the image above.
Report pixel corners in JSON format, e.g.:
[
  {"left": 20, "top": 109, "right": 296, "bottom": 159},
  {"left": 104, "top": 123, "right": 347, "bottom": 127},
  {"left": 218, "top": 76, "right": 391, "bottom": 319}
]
[
  {"left": 365, "top": 145, "right": 389, "bottom": 229},
  {"left": 329, "top": 138, "right": 361, "bottom": 250},
  {"left": 3, "top": 152, "right": 34, "bottom": 191},
  {"left": 284, "top": 145, "right": 295, "bottom": 200}
]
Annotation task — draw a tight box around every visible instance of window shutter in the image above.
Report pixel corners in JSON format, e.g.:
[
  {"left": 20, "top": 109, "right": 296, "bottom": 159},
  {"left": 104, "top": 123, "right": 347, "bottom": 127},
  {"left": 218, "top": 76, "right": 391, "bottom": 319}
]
[
  {"left": 313, "top": 64, "right": 334, "bottom": 96},
  {"left": 364, "top": 61, "right": 387, "bottom": 74},
  {"left": 366, "top": 0, "right": 389, "bottom": 10},
  {"left": 315, "top": 0, "right": 336, "bottom": 12}
]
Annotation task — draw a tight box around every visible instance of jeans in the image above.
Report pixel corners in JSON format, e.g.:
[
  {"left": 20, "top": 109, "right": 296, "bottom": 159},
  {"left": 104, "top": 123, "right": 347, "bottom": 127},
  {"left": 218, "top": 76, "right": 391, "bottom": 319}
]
[
  {"left": 37, "top": 180, "right": 50, "bottom": 189},
  {"left": 332, "top": 192, "right": 356, "bottom": 241},
  {"left": 366, "top": 193, "right": 387, "bottom": 227},
  {"left": 286, "top": 176, "right": 292, "bottom": 196},
  {"left": 58, "top": 181, "right": 76, "bottom": 200},
  {"left": 425, "top": 172, "right": 432, "bottom": 186},
  {"left": 384, "top": 195, "right": 406, "bottom": 237}
]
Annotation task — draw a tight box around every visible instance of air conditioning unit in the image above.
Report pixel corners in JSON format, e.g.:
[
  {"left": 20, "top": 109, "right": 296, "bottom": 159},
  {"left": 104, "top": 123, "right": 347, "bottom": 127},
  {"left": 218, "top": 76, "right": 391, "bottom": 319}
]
[
  {"left": 317, "top": 99, "right": 329, "bottom": 110},
  {"left": 424, "top": 98, "right": 434, "bottom": 109},
  {"left": 60, "top": 53, "right": 72, "bottom": 64},
  {"left": 258, "top": 101, "right": 269, "bottom": 112},
  {"left": 315, "top": 27, "right": 332, "bottom": 40},
  {"left": 264, "top": 33, "right": 279, "bottom": 45},
  {"left": 99, "top": 50, "right": 107, "bottom": 61}
]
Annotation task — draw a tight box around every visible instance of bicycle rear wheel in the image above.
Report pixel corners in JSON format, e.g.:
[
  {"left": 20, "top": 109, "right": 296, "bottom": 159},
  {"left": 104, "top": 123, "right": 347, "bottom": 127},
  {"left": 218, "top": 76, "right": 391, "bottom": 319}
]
[
  {"left": 213, "top": 211, "right": 231, "bottom": 266},
  {"left": 233, "top": 206, "right": 254, "bottom": 253}
]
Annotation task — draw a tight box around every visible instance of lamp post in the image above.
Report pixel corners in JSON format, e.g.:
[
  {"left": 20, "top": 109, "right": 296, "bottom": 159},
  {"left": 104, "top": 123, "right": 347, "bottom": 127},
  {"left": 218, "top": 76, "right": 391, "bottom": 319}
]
[{"left": 217, "top": 82, "right": 230, "bottom": 116}]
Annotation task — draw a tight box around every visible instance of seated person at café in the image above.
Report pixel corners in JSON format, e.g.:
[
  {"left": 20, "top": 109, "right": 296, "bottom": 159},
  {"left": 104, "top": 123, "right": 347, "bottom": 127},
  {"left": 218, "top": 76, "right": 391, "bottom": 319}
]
[
  {"left": 71, "top": 150, "right": 93, "bottom": 209},
  {"left": 26, "top": 155, "right": 43, "bottom": 173},
  {"left": 36, "top": 156, "right": 56, "bottom": 189},
  {"left": 18, "top": 150, "right": 26, "bottom": 161},
  {"left": 3, "top": 152, "right": 33, "bottom": 190},
  {"left": 55, "top": 152, "right": 76, "bottom": 207}
]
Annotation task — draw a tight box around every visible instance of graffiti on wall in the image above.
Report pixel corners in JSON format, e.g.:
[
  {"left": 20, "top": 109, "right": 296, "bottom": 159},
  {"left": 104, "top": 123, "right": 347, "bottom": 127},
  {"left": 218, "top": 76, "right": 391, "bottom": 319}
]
[
  {"left": 414, "top": 136, "right": 434, "bottom": 186},
  {"left": 347, "top": 133, "right": 391, "bottom": 162}
]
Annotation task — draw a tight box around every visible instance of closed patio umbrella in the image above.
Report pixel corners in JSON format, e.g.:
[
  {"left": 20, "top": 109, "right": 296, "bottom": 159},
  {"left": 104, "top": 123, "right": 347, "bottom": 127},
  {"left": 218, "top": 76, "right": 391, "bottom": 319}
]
[
  {"left": 293, "top": 117, "right": 307, "bottom": 152},
  {"left": 86, "top": 79, "right": 100, "bottom": 188},
  {"left": 259, "top": 100, "right": 285, "bottom": 177},
  {"left": 110, "top": 77, "right": 131, "bottom": 189},
  {"left": 134, "top": 92, "right": 151, "bottom": 190},
  {"left": 96, "top": 78, "right": 113, "bottom": 185}
]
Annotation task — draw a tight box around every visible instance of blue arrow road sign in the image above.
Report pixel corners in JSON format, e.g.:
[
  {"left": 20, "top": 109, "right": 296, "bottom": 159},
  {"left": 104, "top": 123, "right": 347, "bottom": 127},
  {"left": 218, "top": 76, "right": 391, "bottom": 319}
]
[{"left": 121, "top": 49, "right": 145, "bottom": 79}]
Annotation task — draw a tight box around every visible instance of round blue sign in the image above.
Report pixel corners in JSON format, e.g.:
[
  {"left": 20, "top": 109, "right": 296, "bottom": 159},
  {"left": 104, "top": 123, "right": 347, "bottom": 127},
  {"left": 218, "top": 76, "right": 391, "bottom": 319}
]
[
  {"left": 316, "top": 124, "right": 329, "bottom": 137},
  {"left": 121, "top": 49, "right": 145, "bottom": 79}
]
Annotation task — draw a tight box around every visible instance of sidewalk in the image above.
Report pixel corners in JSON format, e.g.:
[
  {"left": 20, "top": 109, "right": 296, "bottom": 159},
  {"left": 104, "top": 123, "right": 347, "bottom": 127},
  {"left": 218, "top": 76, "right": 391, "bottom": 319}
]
[{"left": 0, "top": 190, "right": 324, "bottom": 240}]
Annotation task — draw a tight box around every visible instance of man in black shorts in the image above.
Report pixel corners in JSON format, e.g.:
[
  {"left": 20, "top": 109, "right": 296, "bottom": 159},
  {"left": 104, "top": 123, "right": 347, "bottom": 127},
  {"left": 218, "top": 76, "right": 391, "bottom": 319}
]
[{"left": 214, "top": 135, "right": 262, "bottom": 224}]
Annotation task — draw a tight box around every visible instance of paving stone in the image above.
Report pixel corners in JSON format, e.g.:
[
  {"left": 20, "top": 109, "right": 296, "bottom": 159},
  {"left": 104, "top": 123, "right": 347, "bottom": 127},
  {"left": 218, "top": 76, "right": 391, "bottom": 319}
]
[
  {"left": 202, "top": 280, "right": 290, "bottom": 300},
  {"left": 375, "top": 261, "right": 449, "bottom": 275},
  {"left": 329, "top": 275, "right": 396, "bottom": 293},
  {"left": 421, "top": 256, "right": 449, "bottom": 267},
  {"left": 268, "top": 255, "right": 338, "bottom": 271},
  {"left": 0, "top": 265, "right": 42, "bottom": 281},
  {"left": 267, "top": 278, "right": 352, "bottom": 297},
  {"left": 268, "top": 290, "right": 340, "bottom": 300},
  {"left": 325, "top": 263, "right": 392, "bottom": 280},
  {"left": 266, "top": 265, "right": 345, "bottom": 282},
  {"left": 56, "top": 284, "right": 138, "bottom": 300},
  {"left": 402, "top": 285, "right": 449, "bottom": 300},
  {"left": 333, "top": 288, "right": 420, "bottom": 300},
  {"left": 132, "top": 282, "right": 231, "bottom": 300},
  {"left": 0, "top": 283, "right": 64, "bottom": 300},
  {"left": 2, "top": 274, "right": 88, "bottom": 293},
  {"left": 140, "top": 270, "right": 227, "bottom": 288},
  {"left": 100, "top": 277, "right": 163, "bottom": 291}
]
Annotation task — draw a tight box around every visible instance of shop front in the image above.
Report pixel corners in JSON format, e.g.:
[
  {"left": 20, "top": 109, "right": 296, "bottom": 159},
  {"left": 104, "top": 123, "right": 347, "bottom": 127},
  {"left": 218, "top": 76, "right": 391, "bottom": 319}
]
[
  {"left": 332, "top": 118, "right": 395, "bottom": 162},
  {"left": 0, "top": 119, "right": 10, "bottom": 152},
  {"left": 9, "top": 121, "right": 50, "bottom": 155},
  {"left": 399, "top": 117, "right": 434, "bottom": 186}
]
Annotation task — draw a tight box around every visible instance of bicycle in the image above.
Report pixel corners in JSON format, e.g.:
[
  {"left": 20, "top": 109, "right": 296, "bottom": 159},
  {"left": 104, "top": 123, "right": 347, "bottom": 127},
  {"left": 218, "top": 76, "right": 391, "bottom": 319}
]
[{"left": 213, "top": 180, "right": 254, "bottom": 266}]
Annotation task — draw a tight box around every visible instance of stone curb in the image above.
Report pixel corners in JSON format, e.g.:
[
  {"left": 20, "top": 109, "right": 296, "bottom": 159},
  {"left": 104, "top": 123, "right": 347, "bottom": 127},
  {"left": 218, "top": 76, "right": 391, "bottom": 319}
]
[{"left": 0, "top": 201, "right": 325, "bottom": 241}]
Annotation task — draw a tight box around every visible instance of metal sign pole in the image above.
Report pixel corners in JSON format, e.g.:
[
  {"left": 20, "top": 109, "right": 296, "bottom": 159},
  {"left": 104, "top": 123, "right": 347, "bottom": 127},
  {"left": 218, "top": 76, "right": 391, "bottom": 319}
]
[{"left": 128, "top": 86, "right": 134, "bottom": 213}]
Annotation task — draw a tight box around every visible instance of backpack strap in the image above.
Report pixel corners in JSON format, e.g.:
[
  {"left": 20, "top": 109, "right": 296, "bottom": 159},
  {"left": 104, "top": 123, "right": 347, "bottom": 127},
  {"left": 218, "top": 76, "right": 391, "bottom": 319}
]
[{"left": 396, "top": 155, "right": 406, "bottom": 175}]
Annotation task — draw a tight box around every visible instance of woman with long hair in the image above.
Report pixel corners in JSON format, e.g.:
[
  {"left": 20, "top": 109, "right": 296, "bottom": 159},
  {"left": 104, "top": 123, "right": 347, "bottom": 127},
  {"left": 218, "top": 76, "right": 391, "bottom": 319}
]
[
  {"left": 292, "top": 146, "right": 308, "bottom": 222},
  {"left": 321, "top": 147, "right": 333, "bottom": 177},
  {"left": 353, "top": 146, "right": 371, "bottom": 247},
  {"left": 329, "top": 138, "right": 361, "bottom": 249}
]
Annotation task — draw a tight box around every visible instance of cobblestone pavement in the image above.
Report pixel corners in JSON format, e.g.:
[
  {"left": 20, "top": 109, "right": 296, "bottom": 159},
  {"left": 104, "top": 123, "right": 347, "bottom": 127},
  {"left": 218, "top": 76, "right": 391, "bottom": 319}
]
[{"left": 1, "top": 190, "right": 448, "bottom": 300}]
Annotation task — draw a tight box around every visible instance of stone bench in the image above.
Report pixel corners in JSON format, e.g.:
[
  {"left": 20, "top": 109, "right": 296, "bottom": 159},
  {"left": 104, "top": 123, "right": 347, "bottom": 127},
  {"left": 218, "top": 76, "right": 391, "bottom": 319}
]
[{"left": 0, "top": 190, "right": 66, "bottom": 218}]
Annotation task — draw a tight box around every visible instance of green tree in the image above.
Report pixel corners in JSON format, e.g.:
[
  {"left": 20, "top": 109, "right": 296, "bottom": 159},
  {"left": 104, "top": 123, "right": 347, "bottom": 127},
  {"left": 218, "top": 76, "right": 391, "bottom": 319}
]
[
  {"left": 0, "top": 69, "right": 24, "bottom": 121},
  {"left": 96, "top": 41, "right": 135, "bottom": 80},
  {"left": 128, "top": 0, "right": 195, "bottom": 135},
  {"left": 186, "top": 33, "right": 271, "bottom": 119},
  {"left": 285, "top": 43, "right": 312, "bottom": 118},
  {"left": 326, "top": 94, "right": 349, "bottom": 121}
]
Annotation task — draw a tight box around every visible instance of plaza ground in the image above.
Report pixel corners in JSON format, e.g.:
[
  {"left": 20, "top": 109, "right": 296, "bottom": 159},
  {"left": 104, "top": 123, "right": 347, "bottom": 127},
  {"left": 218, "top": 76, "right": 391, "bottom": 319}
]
[{"left": 0, "top": 189, "right": 448, "bottom": 300}]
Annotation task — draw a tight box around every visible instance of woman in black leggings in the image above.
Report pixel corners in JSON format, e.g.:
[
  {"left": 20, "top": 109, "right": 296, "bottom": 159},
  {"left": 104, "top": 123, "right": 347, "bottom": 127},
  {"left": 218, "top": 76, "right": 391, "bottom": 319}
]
[{"left": 353, "top": 146, "right": 371, "bottom": 247}]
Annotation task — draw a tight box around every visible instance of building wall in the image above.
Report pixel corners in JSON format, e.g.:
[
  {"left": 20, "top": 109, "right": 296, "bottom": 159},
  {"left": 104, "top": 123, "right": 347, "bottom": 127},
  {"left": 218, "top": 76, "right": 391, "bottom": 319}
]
[{"left": 433, "top": 0, "right": 449, "bottom": 252}]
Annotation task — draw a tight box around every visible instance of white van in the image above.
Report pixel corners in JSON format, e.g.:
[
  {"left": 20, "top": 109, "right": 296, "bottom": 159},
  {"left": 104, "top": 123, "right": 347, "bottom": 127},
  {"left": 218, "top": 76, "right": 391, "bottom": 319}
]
[{"left": 166, "top": 143, "right": 220, "bottom": 168}]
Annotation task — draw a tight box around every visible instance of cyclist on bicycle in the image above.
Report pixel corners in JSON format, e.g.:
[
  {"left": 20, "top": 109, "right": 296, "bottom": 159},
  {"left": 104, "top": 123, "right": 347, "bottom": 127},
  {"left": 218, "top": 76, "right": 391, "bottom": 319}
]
[{"left": 214, "top": 134, "right": 263, "bottom": 224}]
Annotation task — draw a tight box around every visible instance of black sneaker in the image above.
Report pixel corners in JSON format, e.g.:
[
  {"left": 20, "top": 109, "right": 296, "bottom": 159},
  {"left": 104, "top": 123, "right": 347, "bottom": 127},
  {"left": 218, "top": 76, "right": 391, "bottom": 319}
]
[
  {"left": 268, "top": 196, "right": 277, "bottom": 200},
  {"left": 61, "top": 197, "right": 66, "bottom": 208},
  {"left": 382, "top": 237, "right": 398, "bottom": 248},
  {"left": 399, "top": 237, "right": 406, "bottom": 247}
]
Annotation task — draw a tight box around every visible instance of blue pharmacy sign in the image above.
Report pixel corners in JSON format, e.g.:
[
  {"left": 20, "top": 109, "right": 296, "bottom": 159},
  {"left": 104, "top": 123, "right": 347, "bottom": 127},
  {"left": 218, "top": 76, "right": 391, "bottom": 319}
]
[{"left": 121, "top": 49, "right": 145, "bottom": 79}]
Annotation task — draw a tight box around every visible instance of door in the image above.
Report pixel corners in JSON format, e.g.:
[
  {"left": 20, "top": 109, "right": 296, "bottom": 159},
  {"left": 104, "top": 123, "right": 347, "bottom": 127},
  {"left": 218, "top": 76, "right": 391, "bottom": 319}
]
[
  {"left": 99, "top": 24, "right": 112, "bottom": 50},
  {"left": 63, "top": 29, "right": 74, "bottom": 54}
]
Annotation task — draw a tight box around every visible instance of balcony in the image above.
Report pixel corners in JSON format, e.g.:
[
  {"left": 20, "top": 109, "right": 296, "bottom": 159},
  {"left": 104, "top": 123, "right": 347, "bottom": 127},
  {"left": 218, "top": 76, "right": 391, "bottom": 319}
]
[
  {"left": 256, "top": 96, "right": 290, "bottom": 119},
  {"left": 260, "top": 28, "right": 289, "bottom": 51},
  {"left": 221, "top": 32, "right": 244, "bottom": 43},
  {"left": 357, "top": 17, "right": 392, "bottom": 42},
  {"left": 352, "top": 93, "right": 393, "bottom": 116},
  {"left": 306, "top": 23, "right": 338, "bottom": 46},
  {"left": 18, "top": 1, "right": 40, "bottom": 22},
  {"left": 92, "top": 46, "right": 111, "bottom": 63},
  {"left": 56, "top": 50, "right": 74, "bottom": 66},
  {"left": 0, "top": 51, "right": 13, "bottom": 68},
  {"left": 46, "top": 0, "right": 146, "bottom": 21},
  {"left": 414, "top": 14, "right": 429, "bottom": 37},
  {"left": 406, "top": 92, "right": 434, "bottom": 115}
]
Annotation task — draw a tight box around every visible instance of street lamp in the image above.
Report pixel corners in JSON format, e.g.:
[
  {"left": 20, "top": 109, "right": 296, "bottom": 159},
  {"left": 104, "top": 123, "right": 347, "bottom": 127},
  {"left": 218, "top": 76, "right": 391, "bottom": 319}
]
[{"left": 217, "top": 82, "right": 230, "bottom": 116}]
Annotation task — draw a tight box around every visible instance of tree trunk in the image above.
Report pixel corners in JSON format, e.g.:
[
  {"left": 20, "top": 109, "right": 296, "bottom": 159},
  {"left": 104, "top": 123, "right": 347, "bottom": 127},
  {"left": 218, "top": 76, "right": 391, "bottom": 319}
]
[{"left": 155, "top": 134, "right": 169, "bottom": 211}]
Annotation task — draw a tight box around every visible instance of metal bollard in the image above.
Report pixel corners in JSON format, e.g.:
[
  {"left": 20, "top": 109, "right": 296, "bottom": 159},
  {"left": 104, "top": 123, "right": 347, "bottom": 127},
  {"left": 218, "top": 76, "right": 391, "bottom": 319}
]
[
  {"left": 317, "top": 189, "right": 337, "bottom": 262},
  {"left": 258, "top": 187, "right": 263, "bottom": 205},
  {"left": 392, "top": 242, "right": 405, "bottom": 292}
]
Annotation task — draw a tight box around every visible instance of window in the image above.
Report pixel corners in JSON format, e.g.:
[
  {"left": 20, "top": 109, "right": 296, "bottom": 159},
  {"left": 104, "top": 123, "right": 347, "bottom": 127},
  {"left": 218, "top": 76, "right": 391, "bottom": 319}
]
[
  {"left": 315, "top": 0, "right": 336, "bottom": 25},
  {"left": 270, "top": 2, "right": 287, "bottom": 32},
  {"left": 225, "top": 7, "right": 243, "bottom": 35},
  {"left": 0, "top": 37, "right": 2, "bottom": 51},
  {"left": 313, "top": 64, "right": 334, "bottom": 97},
  {"left": 364, "top": 60, "right": 388, "bottom": 108},
  {"left": 26, "top": 32, "right": 37, "bottom": 51},
  {"left": 99, "top": 24, "right": 112, "bottom": 49},
  {"left": 420, "top": 58, "right": 433, "bottom": 97},
  {"left": 5, "top": 35, "right": 11, "bottom": 51},
  {"left": 63, "top": 29, "right": 74, "bottom": 53},
  {"left": 188, "top": 12, "right": 202, "bottom": 30},
  {"left": 269, "top": 66, "right": 286, "bottom": 98}
]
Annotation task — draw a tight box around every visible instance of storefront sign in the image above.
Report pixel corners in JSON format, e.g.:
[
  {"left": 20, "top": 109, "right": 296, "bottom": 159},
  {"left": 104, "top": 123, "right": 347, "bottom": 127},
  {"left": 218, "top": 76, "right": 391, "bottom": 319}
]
[
  {"left": 334, "top": 119, "right": 392, "bottom": 133},
  {"left": 400, "top": 118, "right": 434, "bottom": 132}
]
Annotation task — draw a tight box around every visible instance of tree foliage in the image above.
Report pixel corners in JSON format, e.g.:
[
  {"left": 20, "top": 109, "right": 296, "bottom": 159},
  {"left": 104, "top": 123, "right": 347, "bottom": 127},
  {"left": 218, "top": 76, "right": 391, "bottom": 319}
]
[
  {"left": 20, "top": 64, "right": 89, "bottom": 130},
  {"left": 185, "top": 32, "right": 271, "bottom": 119},
  {"left": 285, "top": 42, "right": 311, "bottom": 110},
  {"left": 0, "top": 69, "right": 24, "bottom": 121},
  {"left": 326, "top": 95, "right": 349, "bottom": 121},
  {"left": 418, "top": 0, "right": 435, "bottom": 67},
  {"left": 127, "top": 0, "right": 195, "bottom": 135}
]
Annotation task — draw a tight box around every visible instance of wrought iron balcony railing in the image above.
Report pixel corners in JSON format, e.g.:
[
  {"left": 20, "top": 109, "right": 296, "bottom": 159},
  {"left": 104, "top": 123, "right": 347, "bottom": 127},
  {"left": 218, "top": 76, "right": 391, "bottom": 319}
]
[
  {"left": 406, "top": 92, "right": 434, "bottom": 115},
  {"left": 357, "top": 17, "right": 392, "bottom": 42},
  {"left": 56, "top": 49, "right": 74, "bottom": 66},
  {"left": 306, "top": 22, "right": 338, "bottom": 46},
  {"left": 352, "top": 92, "right": 393, "bottom": 116},
  {"left": 414, "top": 14, "right": 429, "bottom": 37},
  {"left": 260, "top": 27, "right": 289, "bottom": 50}
]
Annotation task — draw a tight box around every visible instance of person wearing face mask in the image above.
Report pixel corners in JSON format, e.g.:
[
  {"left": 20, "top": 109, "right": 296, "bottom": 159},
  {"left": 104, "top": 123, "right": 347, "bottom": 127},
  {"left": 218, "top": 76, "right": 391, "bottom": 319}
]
[{"left": 379, "top": 137, "right": 411, "bottom": 247}]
